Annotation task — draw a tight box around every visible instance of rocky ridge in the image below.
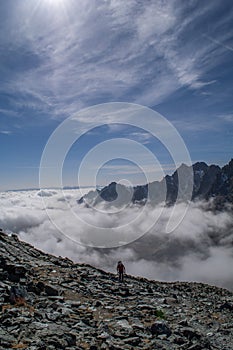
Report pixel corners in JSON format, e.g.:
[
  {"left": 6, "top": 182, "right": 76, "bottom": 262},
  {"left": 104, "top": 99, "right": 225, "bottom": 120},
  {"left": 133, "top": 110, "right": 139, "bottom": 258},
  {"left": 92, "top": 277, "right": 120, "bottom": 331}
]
[
  {"left": 78, "top": 159, "right": 233, "bottom": 208},
  {"left": 0, "top": 230, "right": 233, "bottom": 350}
]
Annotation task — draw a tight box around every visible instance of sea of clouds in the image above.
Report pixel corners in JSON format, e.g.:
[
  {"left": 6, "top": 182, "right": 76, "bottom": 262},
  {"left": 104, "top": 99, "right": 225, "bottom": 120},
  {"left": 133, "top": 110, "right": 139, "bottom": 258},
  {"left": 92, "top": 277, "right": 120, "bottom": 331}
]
[{"left": 0, "top": 189, "right": 232, "bottom": 290}]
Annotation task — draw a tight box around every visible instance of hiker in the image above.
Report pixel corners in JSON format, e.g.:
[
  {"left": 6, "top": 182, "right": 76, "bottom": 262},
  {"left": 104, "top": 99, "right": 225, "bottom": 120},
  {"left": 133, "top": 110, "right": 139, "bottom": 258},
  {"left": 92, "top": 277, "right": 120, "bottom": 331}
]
[{"left": 117, "top": 261, "right": 125, "bottom": 282}]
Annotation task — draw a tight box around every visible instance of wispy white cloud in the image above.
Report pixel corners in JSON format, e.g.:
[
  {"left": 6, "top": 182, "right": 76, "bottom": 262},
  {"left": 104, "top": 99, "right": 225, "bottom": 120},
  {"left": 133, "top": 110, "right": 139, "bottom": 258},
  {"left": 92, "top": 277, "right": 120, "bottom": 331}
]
[
  {"left": 0, "top": 130, "right": 12, "bottom": 135},
  {"left": 106, "top": 124, "right": 129, "bottom": 133},
  {"left": 173, "top": 112, "right": 233, "bottom": 132},
  {"left": 1, "top": 0, "right": 232, "bottom": 121},
  {"left": 218, "top": 114, "right": 233, "bottom": 123},
  {"left": 203, "top": 33, "right": 233, "bottom": 53},
  {"left": 0, "top": 108, "right": 19, "bottom": 118},
  {"left": 99, "top": 163, "right": 157, "bottom": 176},
  {"left": 172, "top": 119, "right": 218, "bottom": 132},
  {"left": 130, "top": 132, "right": 153, "bottom": 144}
]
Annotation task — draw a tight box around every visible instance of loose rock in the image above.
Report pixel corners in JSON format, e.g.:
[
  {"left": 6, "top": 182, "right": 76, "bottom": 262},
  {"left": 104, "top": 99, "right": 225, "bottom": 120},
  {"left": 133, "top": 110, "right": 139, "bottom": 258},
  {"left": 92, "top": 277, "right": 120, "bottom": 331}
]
[{"left": 0, "top": 232, "right": 232, "bottom": 350}]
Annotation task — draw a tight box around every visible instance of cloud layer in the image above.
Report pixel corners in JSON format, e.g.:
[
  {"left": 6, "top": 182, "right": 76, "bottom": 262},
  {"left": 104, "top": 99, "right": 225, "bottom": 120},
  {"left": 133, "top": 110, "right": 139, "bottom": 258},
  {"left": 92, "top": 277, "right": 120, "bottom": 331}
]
[{"left": 0, "top": 189, "right": 232, "bottom": 290}]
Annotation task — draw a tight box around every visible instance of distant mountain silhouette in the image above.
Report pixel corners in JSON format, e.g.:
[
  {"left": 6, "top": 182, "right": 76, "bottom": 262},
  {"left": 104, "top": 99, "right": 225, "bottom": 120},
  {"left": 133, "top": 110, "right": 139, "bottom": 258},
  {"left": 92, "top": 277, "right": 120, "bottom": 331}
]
[{"left": 78, "top": 159, "right": 233, "bottom": 209}]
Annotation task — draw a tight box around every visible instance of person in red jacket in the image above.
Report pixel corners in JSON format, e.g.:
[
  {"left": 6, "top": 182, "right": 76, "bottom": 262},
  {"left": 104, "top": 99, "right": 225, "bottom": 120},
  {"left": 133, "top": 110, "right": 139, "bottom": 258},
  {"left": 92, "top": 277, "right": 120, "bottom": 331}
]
[{"left": 117, "top": 261, "right": 125, "bottom": 282}]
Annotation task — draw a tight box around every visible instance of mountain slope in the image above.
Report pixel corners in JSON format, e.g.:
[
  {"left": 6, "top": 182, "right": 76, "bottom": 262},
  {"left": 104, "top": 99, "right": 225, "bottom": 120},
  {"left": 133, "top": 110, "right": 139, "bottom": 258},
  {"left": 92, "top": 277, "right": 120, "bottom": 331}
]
[
  {"left": 0, "top": 230, "right": 232, "bottom": 349},
  {"left": 78, "top": 159, "right": 233, "bottom": 208}
]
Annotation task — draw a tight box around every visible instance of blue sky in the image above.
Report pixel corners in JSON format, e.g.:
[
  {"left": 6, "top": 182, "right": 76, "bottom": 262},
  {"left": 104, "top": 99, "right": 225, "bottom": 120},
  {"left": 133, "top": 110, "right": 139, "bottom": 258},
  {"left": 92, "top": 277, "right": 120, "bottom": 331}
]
[{"left": 0, "top": 0, "right": 233, "bottom": 190}]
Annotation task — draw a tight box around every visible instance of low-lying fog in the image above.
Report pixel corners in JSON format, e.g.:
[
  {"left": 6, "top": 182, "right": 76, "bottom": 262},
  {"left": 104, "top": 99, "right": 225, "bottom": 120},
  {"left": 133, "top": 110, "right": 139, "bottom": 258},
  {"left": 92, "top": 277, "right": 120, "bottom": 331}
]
[{"left": 0, "top": 188, "right": 232, "bottom": 290}]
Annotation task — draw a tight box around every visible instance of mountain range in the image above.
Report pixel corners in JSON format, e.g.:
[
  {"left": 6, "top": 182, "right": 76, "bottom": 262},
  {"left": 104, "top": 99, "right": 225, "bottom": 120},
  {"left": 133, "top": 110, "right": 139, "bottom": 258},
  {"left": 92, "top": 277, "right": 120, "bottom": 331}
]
[{"left": 78, "top": 159, "right": 233, "bottom": 209}]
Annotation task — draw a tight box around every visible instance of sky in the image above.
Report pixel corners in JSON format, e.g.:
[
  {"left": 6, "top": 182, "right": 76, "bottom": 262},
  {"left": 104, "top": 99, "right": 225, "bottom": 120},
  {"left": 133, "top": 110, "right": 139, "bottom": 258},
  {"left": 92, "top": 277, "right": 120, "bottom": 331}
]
[{"left": 0, "top": 0, "right": 233, "bottom": 190}]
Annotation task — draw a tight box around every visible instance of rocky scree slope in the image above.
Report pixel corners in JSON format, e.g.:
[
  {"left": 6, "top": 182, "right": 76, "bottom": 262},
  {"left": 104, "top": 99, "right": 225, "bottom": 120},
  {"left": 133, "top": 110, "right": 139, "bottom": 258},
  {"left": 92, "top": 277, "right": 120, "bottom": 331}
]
[{"left": 0, "top": 230, "right": 232, "bottom": 350}]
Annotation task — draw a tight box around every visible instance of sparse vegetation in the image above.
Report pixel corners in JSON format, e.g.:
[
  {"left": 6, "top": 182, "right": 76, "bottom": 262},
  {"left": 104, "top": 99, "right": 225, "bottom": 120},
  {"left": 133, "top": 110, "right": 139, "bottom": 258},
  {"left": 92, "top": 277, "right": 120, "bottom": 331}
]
[{"left": 155, "top": 309, "right": 166, "bottom": 319}]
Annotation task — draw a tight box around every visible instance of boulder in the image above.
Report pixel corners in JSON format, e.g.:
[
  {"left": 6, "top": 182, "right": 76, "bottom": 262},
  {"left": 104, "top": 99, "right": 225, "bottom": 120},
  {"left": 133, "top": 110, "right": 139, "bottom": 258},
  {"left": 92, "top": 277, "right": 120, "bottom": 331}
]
[{"left": 151, "top": 321, "right": 172, "bottom": 337}]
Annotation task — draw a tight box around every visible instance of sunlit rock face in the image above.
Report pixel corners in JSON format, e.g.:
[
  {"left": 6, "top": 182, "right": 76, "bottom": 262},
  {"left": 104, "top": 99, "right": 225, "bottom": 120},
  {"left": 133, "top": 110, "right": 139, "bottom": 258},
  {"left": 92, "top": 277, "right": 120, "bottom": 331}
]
[{"left": 0, "top": 230, "right": 232, "bottom": 349}]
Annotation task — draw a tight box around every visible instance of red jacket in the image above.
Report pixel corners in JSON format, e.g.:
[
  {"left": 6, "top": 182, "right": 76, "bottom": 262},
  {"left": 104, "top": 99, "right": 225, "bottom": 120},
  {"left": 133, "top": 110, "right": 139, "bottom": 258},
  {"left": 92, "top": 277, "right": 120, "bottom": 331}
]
[{"left": 117, "top": 263, "right": 125, "bottom": 273}]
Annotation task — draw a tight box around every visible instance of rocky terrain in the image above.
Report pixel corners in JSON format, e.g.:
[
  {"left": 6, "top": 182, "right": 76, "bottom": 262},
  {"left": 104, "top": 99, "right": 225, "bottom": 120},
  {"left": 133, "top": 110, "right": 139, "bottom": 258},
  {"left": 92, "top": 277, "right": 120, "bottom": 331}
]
[
  {"left": 78, "top": 159, "right": 233, "bottom": 208},
  {"left": 0, "top": 229, "right": 232, "bottom": 350}
]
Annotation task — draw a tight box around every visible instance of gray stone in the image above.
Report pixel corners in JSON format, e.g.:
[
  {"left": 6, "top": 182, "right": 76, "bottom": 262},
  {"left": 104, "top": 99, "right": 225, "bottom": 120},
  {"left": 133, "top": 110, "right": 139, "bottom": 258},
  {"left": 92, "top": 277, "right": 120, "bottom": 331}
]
[
  {"left": 151, "top": 321, "right": 172, "bottom": 337},
  {"left": 181, "top": 327, "right": 201, "bottom": 340},
  {"left": 123, "top": 336, "right": 141, "bottom": 345},
  {"left": 44, "top": 284, "right": 59, "bottom": 296},
  {"left": 0, "top": 231, "right": 232, "bottom": 350}
]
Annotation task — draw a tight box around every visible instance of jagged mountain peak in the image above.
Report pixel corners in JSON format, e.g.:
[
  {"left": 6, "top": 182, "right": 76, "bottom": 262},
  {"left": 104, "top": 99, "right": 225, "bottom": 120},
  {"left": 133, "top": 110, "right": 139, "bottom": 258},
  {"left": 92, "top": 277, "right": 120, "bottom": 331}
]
[
  {"left": 193, "top": 161, "right": 208, "bottom": 171},
  {"left": 222, "top": 158, "right": 233, "bottom": 176},
  {"left": 78, "top": 158, "right": 233, "bottom": 208}
]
